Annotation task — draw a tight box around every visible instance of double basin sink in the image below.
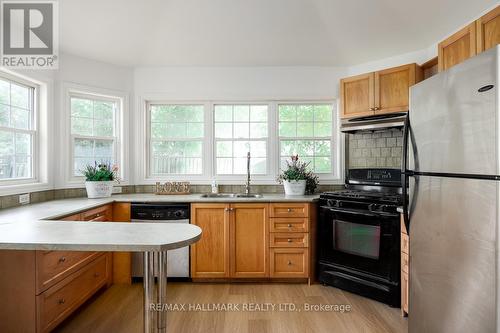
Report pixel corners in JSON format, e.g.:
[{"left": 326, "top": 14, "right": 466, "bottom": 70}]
[{"left": 200, "top": 193, "right": 263, "bottom": 198}]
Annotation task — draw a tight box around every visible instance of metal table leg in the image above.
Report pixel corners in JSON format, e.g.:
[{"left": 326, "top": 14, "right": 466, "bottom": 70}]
[
  {"left": 143, "top": 251, "right": 168, "bottom": 333},
  {"left": 143, "top": 251, "right": 155, "bottom": 333},
  {"left": 157, "top": 251, "right": 168, "bottom": 333}
]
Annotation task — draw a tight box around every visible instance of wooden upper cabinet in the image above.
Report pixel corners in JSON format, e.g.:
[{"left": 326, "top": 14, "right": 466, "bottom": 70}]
[
  {"left": 340, "top": 73, "right": 375, "bottom": 119},
  {"left": 438, "top": 22, "right": 477, "bottom": 72},
  {"left": 374, "top": 64, "right": 420, "bottom": 114},
  {"left": 340, "top": 64, "right": 421, "bottom": 119},
  {"left": 190, "top": 204, "right": 230, "bottom": 278},
  {"left": 230, "top": 204, "right": 269, "bottom": 278},
  {"left": 477, "top": 6, "right": 500, "bottom": 53}
]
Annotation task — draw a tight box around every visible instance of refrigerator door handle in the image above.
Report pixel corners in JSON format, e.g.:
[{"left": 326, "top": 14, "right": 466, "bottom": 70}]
[{"left": 401, "top": 115, "right": 412, "bottom": 233}]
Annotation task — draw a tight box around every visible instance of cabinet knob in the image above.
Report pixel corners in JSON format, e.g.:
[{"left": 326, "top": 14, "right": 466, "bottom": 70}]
[
  {"left": 287, "top": 224, "right": 292, "bottom": 228},
  {"left": 287, "top": 239, "right": 292, "bottom": 243},
  {"left": 287, "top": 260, "right": 292, "bottom": 266},
  {"left": 58, "top": 298, "right": 65, "bottom": 304},
  {"left": 230, "top": 208, "right": 234, "bottom": 211},
  {"left": 59, "top": 257, "right": 66, "bottom": 263},
  {"left": 287, "top": 208, "right": 292, "bottom": 212},
  {"left": 224, "top": 208, "right": 229, "bottom": 212},
  {"left": 369, "top": 107, "right": 374, "bottom": 111},
  {"left": 374, "top": 107, "right": 380, "bottom": 111}
]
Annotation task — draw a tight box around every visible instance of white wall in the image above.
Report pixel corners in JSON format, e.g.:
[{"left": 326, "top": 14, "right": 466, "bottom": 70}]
[{"left": 134, "top": 66, "right": 346, "bottom": 101}]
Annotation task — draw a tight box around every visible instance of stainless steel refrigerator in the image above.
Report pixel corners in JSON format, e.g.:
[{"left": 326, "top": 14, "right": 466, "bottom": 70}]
[{"left": 402, "top": 45, "right": 500, "bottom": 333}]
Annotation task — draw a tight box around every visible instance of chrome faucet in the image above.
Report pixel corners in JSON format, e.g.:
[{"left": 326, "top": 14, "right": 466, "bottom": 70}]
[{"left": 245, "top": 152, "right": 251, "bottom": 195}]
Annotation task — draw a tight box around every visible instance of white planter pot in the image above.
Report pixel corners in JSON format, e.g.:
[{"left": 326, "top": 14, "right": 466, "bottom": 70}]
[
  {"left": 85, "top": 181, "right": 114, "bottom": 199},
  {"left": 283, "top": 180, "right": 306, "bottom": 196}
]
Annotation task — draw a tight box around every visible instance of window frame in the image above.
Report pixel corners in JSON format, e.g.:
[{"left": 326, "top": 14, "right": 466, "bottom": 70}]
[
  {"left": 145, "top": 101, "right": 207, "bottom": 178},
  {"left": 140, "top": 99, "right": 343, "bottom": 185},
  {"left": 213, "top": 103, "right": 271, "bottom": 177},
  {"left": 68, "top": 90, "right": 123, "bottom": 182},
  {"left": 277, "top": 101, "right": 338, "bottom": 177},
  {"left": 0, "top": 71, "right": 39, "bottom": 186}
]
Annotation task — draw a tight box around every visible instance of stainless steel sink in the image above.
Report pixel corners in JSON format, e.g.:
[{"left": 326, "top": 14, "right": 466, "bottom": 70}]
[
  {"left": 200, "top": 193, "right": 237, "bottom": 198},
  {"left": 199, "top": 193, "right": 263, "bottom": 198},
  {"left": 235, "top": 193, "right": 263, "bottom": 198}
]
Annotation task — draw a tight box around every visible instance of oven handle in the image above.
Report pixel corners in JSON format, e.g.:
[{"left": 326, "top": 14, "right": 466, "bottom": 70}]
[
  {"left": 323, "top": 207, "right": 379, "bottom": 217},
  {"left": 321, "top": 206, "right": 399, "bottom": 218}
]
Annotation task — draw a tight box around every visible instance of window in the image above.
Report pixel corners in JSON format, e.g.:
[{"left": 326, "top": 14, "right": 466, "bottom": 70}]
[
  {"left": 278, "top": 104, "right": 333, "bottom": 173},
  {"left": 214, "top": 104, "right": 268, "bottom": 175},
  {"left": 0, "top": 76, "right": 36, "bottom": 181},
  {"left": 148, "top": 104, "right": 204, "bottom": 175},
  {"left": 70, "top": 94, "right": 119, "bottom": 176}
]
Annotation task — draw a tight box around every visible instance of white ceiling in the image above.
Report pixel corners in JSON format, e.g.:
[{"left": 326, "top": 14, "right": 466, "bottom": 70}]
[{"left": 60, "top": 0, "right": 499, "bottom": 67}]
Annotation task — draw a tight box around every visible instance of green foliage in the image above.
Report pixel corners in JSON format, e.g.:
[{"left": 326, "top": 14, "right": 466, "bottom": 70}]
[
  {"left": 81, "top": 162, "right": 119, "bottom": 182},
  {"left": 277, "top": 155, "right": 319, "bottom": 194}
]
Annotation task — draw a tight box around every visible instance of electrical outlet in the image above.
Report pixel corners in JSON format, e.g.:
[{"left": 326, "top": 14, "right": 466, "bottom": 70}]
[
  {"left": 112, "top": 186, "right": 123, "bottom": 194},
  {"left": 19, "top": 193, "right": 30, "bottom": 205}
]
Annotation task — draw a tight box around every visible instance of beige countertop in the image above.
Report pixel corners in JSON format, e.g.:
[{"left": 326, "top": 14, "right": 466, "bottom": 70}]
[
  {"left": 0, "top": 193, "right": 317, "bottom": 252},
  {"left": 0, "top": 193, "right": 319, "bottom": 222}
]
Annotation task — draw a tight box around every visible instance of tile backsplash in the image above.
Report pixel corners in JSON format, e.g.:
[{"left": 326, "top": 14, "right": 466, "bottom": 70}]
[{"left": 348, "top": 128, "right": 403, "bottom": 169}]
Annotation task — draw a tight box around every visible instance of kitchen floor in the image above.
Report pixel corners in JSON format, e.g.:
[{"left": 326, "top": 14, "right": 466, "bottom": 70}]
[{"left": 55, "top": 282, "right": 407, "bottom": 333}]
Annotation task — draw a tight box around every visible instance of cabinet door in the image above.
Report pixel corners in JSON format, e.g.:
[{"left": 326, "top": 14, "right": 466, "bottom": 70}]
[
  {"left": 190, "top": 204, "right": 230, "bottom": 278},
  {"left": 438, "top": 22, "right": 477, "bottom": 72},
  {"left": 374, "top": 64, "right": 419, "bottom": 114},
  {"left": 340, "top": 73, "right": 375, "bottom": 119},
  {"left": 230, "top": 204, "right": 269, "bottom": 278},
  {"left": 477, "top": 6, "right": 500, "bottom": 53}
]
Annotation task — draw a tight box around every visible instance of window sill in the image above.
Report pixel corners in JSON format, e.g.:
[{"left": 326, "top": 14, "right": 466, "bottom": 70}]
[{"left": 0, "top": 181, "right": 52, "bottom": 196}]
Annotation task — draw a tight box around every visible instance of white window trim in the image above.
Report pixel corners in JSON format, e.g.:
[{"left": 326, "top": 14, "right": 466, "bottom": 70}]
[
  {"left": 143, "top": 100, "right": 211, "bottom": 182},
  {"left": 0, "top": 69, "right": 54, "bottom": 195},
  {"left": 276, "top": 101, "right": 342, "bottom": 182},
  {"left": 137, "top": 96, "right": 343, "bottom": 185},
  {"left": 61, "top": 82, "right": 129, "bottom": 188},
  {"left": 212, "top": 102, "right": 272, "bottom": 181}
]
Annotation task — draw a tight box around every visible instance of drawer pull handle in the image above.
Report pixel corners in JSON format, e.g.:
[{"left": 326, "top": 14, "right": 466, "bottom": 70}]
[
  {"left": 58, "top": 298, "right": 65, "bottom": 304},
  {"left": 287, "top": 208, "right": 292, "bottom": 212},
  {"left": 287, "top": 239, "right": 292, "bottom": 243},
  {"left": 287, "top": 260, "right": 292, "bottom": 266},
  {"left": 59, "top": 257, "right": 66, "bottom": 263},
  {"left": 287, "top": 224, "right": 292, "bottom": 228}
]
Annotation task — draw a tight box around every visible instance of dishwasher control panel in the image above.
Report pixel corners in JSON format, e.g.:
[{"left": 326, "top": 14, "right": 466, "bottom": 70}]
[{"left": 131, "top": 203, "right": 190, "bottom": 221}]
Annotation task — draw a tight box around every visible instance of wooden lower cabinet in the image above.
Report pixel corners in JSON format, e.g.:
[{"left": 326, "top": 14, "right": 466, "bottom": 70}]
[
  {"left": 0, "top": 205, "right": 118, "bottom": 333},
  {"left": 401, "top": 214, "right": 409, "bottom": 316},
  {"left": 191, "top": 202, "right": 315, "bottom": 280},
  {"left": 36, "top": 253, "right": 112, "bottom": 333},
  {"left": 190, "top": 204, "right": 230, "bottom": 278},
  {"left": 230, "top": 204, "right": 269, "bottom": 278},
  {"left": 270, "top": 248, "right": 309, "bottom": 278}
]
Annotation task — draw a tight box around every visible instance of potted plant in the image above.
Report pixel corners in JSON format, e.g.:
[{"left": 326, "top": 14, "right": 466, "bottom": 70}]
[
  {"left": 82, "top": 162, "right": 119, "bottom": 198},
  {"left": 277, "top": 155, "right": 319, "bottom": 195}
]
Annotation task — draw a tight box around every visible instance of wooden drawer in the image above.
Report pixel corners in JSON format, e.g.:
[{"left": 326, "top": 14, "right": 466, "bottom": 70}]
[
  {"left": 401, "top": 233, "right": 409, "bottom": 254},
  {"left": 270, "top": 203, "right": 309, "bottom": 218},
  {"left": 270, "top": 248, "right": 309, "bottom": 278},
  {"left": 36, "top": 250, "right": 101, "bottom": 294},
  {"left": 270, "top": 233, "right": 308, "bottom": 248},
  {"left": 36, "top": 253, "right": 110, "bottom": 333},
  {"left": 60, "top": 213, "right": 82, "bottom": 221},
  {"left": 82, "top": 204, "right": 112, "bottom": 221},
  {"left": 401, "top": 271, "right": 409, "bottom": 315},
  {"left": 270, "top": 218, "right": 308, "bottom": 233},
  {"left": 401, "top": 252, "right": 409, "bottom": 274}
]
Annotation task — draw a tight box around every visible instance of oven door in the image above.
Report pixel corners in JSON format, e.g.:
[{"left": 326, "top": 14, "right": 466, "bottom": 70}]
[{"left": 318, "top": 205, "right": 400, "bottom": 280}]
